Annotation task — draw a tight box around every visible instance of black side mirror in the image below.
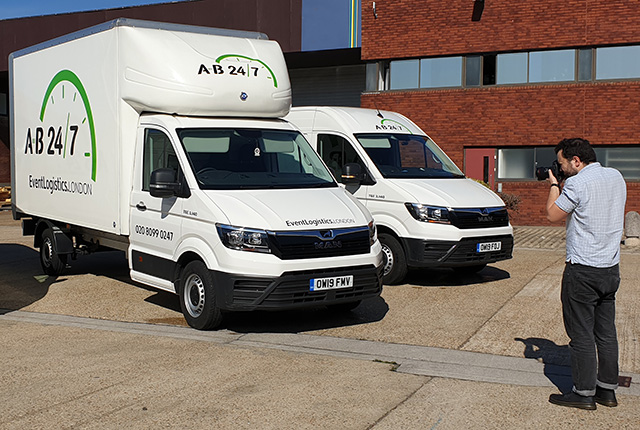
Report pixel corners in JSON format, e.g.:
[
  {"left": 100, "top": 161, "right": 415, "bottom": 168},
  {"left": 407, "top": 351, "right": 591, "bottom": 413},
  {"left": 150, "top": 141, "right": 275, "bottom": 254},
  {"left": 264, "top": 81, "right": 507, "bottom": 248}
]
[
  {"left": 150, "top": 168, "right": 181, "bottom": 198},
  {"left": 341, "top": 163, "right": 364, "bottom": 184}
]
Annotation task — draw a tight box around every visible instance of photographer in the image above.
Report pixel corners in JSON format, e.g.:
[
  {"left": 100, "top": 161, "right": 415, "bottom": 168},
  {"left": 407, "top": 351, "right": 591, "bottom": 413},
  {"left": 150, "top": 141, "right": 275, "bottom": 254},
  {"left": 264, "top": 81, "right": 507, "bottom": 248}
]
[{"left": 545, "top": 138, "right": 626, "bottom": 410}]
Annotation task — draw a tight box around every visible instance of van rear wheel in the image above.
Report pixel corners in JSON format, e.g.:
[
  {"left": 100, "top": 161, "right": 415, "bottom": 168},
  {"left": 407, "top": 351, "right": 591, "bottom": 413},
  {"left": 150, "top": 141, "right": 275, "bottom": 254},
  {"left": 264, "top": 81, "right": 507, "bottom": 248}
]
[
  {"left": 39, "top": 228, "right": 67, "bottom": 276},
  {"left": 179, "top": 261, "right": 223, "bottom": 330},
  {"left": 379, "top": 233, "right": 407, "bottom": 285}
]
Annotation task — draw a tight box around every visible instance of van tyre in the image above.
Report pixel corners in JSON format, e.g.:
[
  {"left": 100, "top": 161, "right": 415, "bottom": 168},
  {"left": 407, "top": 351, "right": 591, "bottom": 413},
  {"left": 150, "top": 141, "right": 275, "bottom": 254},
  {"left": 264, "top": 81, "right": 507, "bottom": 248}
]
[
  {"left": 39, "top": 228, "right": 67, "bottom": 276},
  {"left": 179, "top": 261, "right": 223, "bottom": 330},
  {"left": 379, "top": 233, "right": 407, "bottom": 285}
]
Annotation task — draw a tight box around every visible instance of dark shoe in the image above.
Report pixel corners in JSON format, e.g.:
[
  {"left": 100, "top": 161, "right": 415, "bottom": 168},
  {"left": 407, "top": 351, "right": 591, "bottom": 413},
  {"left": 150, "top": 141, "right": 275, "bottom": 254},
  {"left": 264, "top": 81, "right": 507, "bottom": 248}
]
[
  {"left": 595, "top": 386, "right": 618, "bottom": 407},
  {"left": 549, "top": 392, "right": 596, "bottom": 410}
]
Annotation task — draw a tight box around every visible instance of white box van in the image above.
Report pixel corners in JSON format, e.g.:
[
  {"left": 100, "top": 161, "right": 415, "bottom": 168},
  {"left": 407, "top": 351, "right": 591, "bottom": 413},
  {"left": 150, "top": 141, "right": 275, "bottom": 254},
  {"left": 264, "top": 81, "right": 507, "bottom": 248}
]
[
  {"left": 285, "top": 107, "right": 513, "bottom": 284},
  {"left": 10, "top": 20, "right": 382, "bottom": 329}
]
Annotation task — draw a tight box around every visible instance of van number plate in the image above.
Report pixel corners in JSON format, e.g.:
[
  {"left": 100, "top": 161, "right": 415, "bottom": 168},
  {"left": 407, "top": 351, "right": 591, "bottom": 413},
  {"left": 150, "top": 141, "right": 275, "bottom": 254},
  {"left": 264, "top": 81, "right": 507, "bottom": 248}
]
[
  {"left": 310, "top": 275, "right": 354, "bottom": 291},
  {"left": 477, "top": 241, "right": 501, "bottom": 253}
]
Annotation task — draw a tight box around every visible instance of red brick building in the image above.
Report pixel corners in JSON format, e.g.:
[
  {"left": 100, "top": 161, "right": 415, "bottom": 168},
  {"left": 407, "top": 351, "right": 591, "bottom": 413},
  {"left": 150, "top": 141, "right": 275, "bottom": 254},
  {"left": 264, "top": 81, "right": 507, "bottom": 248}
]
[{"left": 359, "top": 0, "right": 640, "bottom": 225}]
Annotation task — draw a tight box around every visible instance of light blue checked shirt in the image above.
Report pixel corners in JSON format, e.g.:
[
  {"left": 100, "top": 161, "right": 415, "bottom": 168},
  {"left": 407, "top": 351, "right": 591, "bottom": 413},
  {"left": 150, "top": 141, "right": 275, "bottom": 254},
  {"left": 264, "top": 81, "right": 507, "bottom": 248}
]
[{"left": 554, "top": 162, "right": 627, "bottom": 268}]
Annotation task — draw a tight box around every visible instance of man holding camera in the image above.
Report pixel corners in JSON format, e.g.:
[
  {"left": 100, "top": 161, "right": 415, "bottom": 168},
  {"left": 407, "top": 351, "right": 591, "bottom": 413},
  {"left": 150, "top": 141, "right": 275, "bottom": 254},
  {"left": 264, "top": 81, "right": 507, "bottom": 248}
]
[{"left": 545, "top": 138, "right": 626, "bottom": 410}]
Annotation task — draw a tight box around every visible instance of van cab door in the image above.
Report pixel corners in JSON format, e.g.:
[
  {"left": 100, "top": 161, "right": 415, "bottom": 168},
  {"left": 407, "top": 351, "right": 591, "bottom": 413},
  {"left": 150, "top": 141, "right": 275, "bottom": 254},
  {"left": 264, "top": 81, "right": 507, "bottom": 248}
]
[
  {"left": 316, "top": 133, "right": 371, "bottom": 200},
  {"left": 129, "top": 127, "right": 184, "bottom": 289}
]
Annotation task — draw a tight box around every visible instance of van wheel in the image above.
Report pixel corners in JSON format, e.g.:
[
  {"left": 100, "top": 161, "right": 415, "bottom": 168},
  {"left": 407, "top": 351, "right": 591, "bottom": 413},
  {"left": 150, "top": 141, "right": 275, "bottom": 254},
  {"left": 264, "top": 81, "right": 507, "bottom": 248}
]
[
  {"left": 39, "top": 228, "right": 67, "bottom": 276},
  {"left": 379, "top": 233, "right": 408, "bottom": 285},
  {"left": 179, "top": 261, "right": 223, "bottom": 330}
]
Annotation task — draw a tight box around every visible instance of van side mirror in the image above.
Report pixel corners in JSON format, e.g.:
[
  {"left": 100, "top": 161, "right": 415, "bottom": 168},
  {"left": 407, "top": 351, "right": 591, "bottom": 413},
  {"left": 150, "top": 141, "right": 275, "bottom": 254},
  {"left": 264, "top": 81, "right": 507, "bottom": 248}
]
[
  {"left": 341, "top": 163, "right": 364, "bottom": 184},
  {"left": 149, "top": 168, "right": 181, "bottom": 198}
]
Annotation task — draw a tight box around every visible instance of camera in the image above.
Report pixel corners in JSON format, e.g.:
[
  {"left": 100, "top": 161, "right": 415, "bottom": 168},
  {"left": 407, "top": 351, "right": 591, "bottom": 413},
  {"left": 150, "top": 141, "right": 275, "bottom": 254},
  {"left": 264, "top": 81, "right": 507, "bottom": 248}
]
[{"left": 536, "top": 160, "right": 564, "bottom": 181}]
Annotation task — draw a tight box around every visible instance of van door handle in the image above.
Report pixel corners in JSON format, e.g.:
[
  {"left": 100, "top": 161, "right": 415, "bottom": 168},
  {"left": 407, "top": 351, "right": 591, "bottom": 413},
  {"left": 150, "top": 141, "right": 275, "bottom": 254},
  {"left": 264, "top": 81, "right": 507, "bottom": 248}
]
[{"left": 136, "top": 202, "right": 147, "bottom": 211}]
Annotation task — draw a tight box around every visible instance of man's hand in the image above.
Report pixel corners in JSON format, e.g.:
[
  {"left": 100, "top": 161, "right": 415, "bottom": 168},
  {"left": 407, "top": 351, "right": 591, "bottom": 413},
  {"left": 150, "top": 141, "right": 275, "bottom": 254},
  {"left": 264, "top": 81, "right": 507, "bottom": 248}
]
[{"left": 546, "top": 171, "right": 568, "bottom": 222}]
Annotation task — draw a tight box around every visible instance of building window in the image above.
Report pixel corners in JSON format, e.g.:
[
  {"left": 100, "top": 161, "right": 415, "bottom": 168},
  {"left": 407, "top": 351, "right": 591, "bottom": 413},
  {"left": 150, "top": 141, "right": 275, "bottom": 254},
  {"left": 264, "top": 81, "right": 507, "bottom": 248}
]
[
  {"left": 498, "top": 147, "right": 556, "bottom": 180},
  {"left": 497, "top": 146, "right": 640, "bottom": 180},
  {"left": 379, "top": 44, "right": 640, "bottom": 93},
  {"left": 389, "top": 59, "right": 419, "bottom": 90},
  {"left": 594, "top": 147, "right": 640, "bottom": 179},
  {"left": 497, "top": 53, "right": 528, "bottom": 85},
  {"left": 529, "top": 49, "right": 575, "bottom": 83},
  {"left": 596, "top": 46, "right": 640, "bottom": 80},
  {"left": 420, "top": 57, "right": 462, "bottom": 88}
]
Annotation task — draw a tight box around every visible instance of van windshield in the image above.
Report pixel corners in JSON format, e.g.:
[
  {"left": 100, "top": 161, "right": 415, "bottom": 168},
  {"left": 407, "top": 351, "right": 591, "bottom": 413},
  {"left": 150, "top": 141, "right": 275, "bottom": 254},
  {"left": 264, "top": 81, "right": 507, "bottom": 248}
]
[
  {"left": 355, "top": 133, "right": 464, "bottom": 179},
  {"left": 178, "top": 128, "right": 336, "bottom": 189}
]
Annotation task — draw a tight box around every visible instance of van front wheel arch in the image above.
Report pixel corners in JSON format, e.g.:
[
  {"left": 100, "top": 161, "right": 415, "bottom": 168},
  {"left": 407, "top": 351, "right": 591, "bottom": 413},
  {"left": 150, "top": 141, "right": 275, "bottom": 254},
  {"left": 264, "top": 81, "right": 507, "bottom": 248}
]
[
  {"left": 178, "top": 260, "right": 223, "bottom": 330},
  {"left": 379, "top": 233, "right": 407, "bottom": 285}
]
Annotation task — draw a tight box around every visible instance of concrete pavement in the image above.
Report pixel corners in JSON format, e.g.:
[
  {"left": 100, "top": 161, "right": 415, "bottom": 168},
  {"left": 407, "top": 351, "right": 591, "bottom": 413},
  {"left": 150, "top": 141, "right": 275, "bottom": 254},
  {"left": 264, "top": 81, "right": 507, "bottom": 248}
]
[{"left": 1, "top": 211, "right": 639, "bottom": 429}]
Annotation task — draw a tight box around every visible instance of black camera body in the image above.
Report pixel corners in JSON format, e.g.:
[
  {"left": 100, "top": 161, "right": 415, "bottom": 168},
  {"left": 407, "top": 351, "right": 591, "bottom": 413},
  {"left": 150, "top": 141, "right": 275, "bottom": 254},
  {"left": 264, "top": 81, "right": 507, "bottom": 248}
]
[{"left": 536, "top": 160, "right": 564, "bottom": 181}]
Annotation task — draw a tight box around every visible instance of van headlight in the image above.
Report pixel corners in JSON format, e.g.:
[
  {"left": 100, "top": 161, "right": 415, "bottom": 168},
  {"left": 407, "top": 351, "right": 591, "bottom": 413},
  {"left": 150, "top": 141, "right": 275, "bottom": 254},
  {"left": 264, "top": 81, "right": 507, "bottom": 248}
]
[
  {"left": 368, "top": 220, "right": 377, "bottom": 245},
  {"left": 216, "top": 224, "right": 271, "bottom": 253},
  {"left": 405, "top": 203, "right": 451, "bottom": 224}
]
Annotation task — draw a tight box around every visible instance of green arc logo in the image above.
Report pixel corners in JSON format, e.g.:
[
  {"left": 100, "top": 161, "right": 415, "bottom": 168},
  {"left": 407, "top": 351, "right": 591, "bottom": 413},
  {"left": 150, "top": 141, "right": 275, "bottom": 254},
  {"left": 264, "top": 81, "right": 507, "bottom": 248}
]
[
  {"left": 215, "top": 54, "right": 278, "bottom": 88},
  {"left": 381, "top": 118, "right": 411, "bottom": 133},
  {"left": 40, "top": 70, "right": 97, "bottom": 182}
]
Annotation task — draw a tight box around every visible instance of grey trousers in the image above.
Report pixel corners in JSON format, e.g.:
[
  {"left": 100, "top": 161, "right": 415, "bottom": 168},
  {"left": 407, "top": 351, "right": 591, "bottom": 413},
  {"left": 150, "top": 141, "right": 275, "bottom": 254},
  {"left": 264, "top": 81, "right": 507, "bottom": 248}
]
[{"left": 561, "top": 262, "right": 620, "bottom": 397}]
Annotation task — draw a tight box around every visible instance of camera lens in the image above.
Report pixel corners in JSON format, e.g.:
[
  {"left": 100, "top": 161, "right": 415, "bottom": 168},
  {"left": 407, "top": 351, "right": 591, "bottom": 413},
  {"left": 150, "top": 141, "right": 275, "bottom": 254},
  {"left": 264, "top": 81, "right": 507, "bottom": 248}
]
[{"left": 536, "top": 167, "right": 549, "bottom": 181}]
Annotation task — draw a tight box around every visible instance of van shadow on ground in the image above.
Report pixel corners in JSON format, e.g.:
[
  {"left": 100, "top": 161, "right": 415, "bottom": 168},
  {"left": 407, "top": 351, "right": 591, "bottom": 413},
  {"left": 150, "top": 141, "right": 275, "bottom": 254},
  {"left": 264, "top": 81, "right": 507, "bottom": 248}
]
[
  {"left": 0, "top": 244, "right": 54, "bottom": 312},
  {"left": 515, "top": 337, "right": 572, "bottom": 393},
  {"left": 222, "top": 296, "right": 389, "bottom": 333},
  {"left": 402, "top": 265, "right": 510, "bottom": 287}
]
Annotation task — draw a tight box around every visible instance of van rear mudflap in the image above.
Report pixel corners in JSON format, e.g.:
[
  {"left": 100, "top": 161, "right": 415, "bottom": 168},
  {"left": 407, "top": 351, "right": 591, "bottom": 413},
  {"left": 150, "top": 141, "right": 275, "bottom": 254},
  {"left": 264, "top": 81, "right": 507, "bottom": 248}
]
[
  {"left": 403, "top": 234, "right": 514, "bottom": 268},
  {"left": 211, "top": 264, "right": 382, "bottom": 311}
]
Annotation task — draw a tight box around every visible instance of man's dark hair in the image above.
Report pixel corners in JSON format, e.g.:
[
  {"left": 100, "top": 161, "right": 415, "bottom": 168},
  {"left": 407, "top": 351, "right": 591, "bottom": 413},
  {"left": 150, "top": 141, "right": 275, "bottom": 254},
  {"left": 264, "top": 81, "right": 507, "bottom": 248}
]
[{"left": 554, "top": 138, "right": 597, "bottom": 164}]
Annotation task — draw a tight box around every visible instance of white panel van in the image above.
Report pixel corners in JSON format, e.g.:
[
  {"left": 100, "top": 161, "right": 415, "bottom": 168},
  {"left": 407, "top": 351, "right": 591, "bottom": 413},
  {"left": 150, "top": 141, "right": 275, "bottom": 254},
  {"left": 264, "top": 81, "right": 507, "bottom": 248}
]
[{"left": 285, "top": 106, "right": 513, "bottom": 284}]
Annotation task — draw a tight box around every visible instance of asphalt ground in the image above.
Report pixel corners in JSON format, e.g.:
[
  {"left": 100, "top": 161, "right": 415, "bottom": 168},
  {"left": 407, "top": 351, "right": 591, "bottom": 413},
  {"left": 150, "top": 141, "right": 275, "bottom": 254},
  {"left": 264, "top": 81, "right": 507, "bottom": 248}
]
[{"left": 1, "top": 210, "right": 639, "bottom": 429}]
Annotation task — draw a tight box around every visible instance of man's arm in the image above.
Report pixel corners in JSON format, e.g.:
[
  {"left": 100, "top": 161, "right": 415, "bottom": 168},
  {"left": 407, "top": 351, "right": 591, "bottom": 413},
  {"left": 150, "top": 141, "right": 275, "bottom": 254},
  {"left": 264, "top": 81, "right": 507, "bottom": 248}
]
[{"left": 546, "top": 172, "right": 569, "bottom": 223}]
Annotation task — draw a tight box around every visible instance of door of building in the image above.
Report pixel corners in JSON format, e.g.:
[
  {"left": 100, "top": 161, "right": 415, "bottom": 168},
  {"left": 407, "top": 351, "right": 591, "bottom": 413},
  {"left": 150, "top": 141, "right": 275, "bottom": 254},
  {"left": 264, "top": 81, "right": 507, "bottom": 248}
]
[{"left": 465, "top": 148, "right": 496, "bottom": 189}]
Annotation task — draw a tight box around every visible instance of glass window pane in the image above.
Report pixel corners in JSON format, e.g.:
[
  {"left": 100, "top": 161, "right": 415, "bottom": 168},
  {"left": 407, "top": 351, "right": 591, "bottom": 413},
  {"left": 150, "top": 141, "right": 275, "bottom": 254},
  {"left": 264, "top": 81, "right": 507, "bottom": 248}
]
[
  {"left": 598, "top": 147, "right": 640, "bottom": 179},
  {"left": 465, "top": 56, "right": 481, "bottom": 87},
  {"left": 529, "top": 49, "right": 575, "bottom": 82},
  {"left": 497, "top": 53, "right": 528, "bottom": 84},
  {"left": 143, "top": 129, "right": 178, "bottom": 191},
  {"left": 390, "top": 59, "right": 419, "bottom": 90},
  {"left": 578, "top": 49, "right": 592, "bottom": 81},
  {"left": 365, "top": 63, "right": 379, "bottom": 92},
  {"left": 596, "top": 46, "right": 640, "bottom": 80},
  {"left": 420, "top": 57, "right": 462, "bottom": 88},
  {"left": 498, "top": 148, "right": 534, "bottom": 179},
  {"left": 535, "top": 147, "right": 557, "bottom": 169}
]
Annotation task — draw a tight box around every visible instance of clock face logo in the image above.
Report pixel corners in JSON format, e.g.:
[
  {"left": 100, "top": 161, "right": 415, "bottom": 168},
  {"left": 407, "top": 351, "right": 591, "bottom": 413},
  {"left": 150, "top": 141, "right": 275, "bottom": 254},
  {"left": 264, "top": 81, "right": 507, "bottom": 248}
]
[{"left": 24, "top": 69, "right": 97, "bottom": 182}]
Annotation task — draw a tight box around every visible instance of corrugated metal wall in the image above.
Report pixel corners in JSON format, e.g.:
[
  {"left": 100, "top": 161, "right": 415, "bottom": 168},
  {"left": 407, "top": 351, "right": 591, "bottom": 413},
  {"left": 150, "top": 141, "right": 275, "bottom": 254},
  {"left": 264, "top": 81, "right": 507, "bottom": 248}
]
[{"left": 290, "top": 65, "right": 365, "bottom": 107}]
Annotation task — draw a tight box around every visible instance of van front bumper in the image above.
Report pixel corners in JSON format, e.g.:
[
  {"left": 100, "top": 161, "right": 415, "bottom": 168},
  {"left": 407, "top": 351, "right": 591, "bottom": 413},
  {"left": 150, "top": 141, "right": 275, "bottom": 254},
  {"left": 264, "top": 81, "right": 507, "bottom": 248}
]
[
  {"left": 210, "top": 264, "right": 383, "bottom": 311},
  {"left": 402, "top": 234, "right": 514, "bottom": 268}
]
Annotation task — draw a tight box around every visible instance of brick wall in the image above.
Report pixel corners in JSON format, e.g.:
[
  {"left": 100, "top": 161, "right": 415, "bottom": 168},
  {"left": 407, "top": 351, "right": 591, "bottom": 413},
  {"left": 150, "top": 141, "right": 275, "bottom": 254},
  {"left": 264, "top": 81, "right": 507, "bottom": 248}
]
[
  {"left": 361, "top": 0, "right": 640, "bottom": 226},
  {"left": 362, "top": 0, "right": 640, "bottom": 60}
]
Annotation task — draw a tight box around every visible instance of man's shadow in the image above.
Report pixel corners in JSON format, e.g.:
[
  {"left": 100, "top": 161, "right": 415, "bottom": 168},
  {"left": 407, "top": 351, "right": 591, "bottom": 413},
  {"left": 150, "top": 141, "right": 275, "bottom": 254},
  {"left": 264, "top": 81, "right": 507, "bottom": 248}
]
[{"left": 515, "top": 337, "right": 572, "bottom": 392}]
